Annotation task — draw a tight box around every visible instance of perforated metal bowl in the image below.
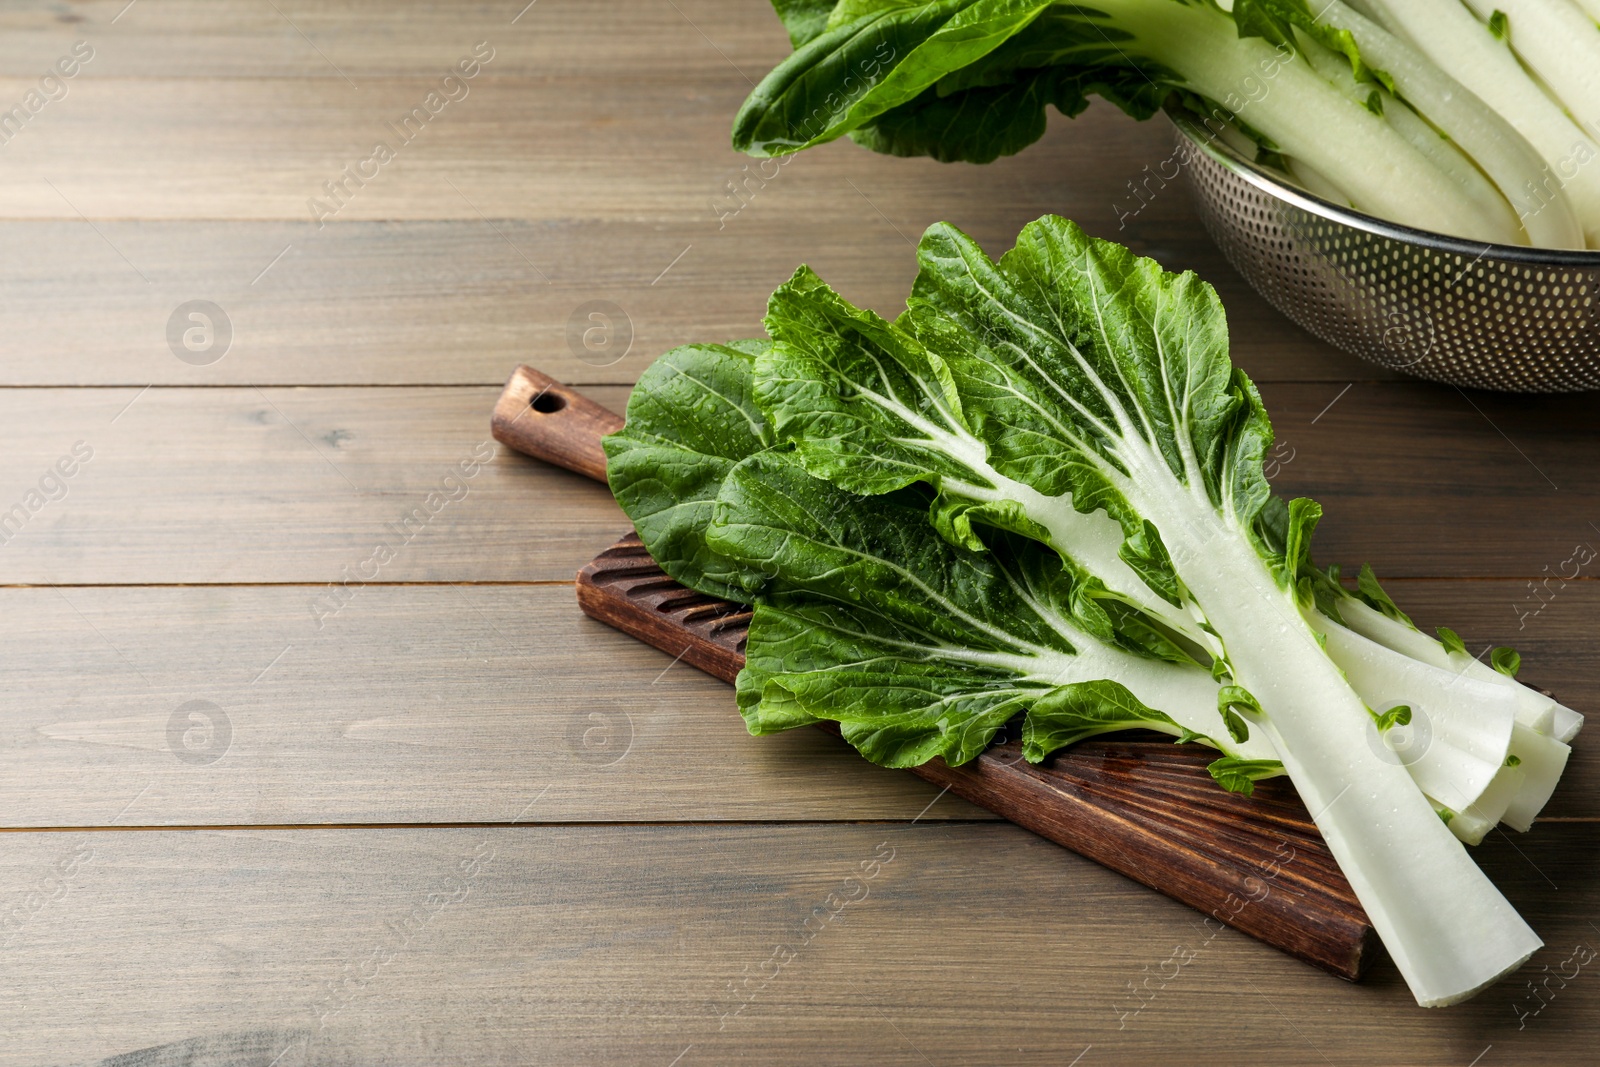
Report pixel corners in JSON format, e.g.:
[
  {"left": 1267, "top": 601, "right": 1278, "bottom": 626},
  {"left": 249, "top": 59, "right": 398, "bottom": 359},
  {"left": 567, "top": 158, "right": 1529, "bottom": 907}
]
[{"left": 1170, "top": 110, "right": 1600, "bottom": 392}]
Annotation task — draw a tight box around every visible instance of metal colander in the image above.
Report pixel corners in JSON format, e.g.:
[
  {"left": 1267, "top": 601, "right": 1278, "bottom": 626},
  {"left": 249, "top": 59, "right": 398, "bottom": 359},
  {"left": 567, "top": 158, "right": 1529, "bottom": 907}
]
[{"left": 1170, "top": 111, "right": 1600, "bottom": 393}]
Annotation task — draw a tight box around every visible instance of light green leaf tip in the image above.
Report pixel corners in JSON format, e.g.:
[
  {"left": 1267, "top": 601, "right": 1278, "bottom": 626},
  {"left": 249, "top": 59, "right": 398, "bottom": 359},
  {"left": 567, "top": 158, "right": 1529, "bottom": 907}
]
[
  {"left": 1491, "top": 646, "right": 1521, "bottom": 678},
  {"left": 1207, "top": 756, "right": 1286, "bottom": 797}
]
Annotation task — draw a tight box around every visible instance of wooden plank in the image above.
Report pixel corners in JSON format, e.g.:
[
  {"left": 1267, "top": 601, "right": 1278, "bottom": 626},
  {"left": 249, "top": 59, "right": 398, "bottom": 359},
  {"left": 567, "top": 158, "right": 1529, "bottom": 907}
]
[
  {"left": 0, "top": 583, "right": 986, "bottom": 827},
  {"left": 0, "top": 0, "right": 795, "bottom": 80},
  {"left": 0, "top": 216, "right": 1381, "bottom": 387},
  {"left": 1261, "top": 381, "right": 1600, "bottom": 579},
  {"left": 0, "top": 824, "right": 1593, "bottom": 1065},
  {"left": 0, "top": 76, "right": 1196, "bottom": 222},
  {"left": 0, "top": 385, "right": 631, "bottom": 584},
  {"left": 1, "top": 382, "right": 1590, "bottom": 583},
  {"left": 0, "top": 579, "right": 1588, "bottom": 828}
]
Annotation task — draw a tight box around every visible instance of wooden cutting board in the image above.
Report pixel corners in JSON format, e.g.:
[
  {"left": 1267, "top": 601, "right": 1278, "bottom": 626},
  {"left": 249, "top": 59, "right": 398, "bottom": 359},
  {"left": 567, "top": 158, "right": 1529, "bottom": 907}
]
[{"left": 492, "top": 364, "right": 1379, "bottom": 981}]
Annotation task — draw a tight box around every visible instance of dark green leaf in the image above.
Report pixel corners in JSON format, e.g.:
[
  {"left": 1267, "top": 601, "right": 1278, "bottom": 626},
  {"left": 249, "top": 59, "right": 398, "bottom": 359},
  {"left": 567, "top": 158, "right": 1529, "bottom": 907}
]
[
  {"left": 758, "top": 264, "right": 983, "bottom": 497},
  {"left": 755, "top": 244, "right": 1222, "bottom": 663},
  {"left": 603, "top": 343, "right": 776, "bottom": 602},
  {"left": 1217, "top": 684, "right": 1264, "bottom": 717},
  {"left": 1217, "top": 685, "right": 1264, "bottom": 742},
  {"left": 771, "top": 0, "right": 841, "bottom": 49},
  {"left": 710, "top": 453, "right": 1257, "bottom": 768},
  {"left": 1022, "top": 679, "right": 1188, "bottom": 762},
  {"left": 1282, "top": 496, "right": 1322, "bottom": 596},
  {"left": 848, "top": 71, "right": 1074, "bottom": 163},
  {"left": 907, "top": 216, "right": 1275, "bottom": 551},
  {"left": 732, "top": 1, "right": 1056, "bottom": 158},
  {"left": 1119, "top": 519, "right": 1183, "bottom": 608}
]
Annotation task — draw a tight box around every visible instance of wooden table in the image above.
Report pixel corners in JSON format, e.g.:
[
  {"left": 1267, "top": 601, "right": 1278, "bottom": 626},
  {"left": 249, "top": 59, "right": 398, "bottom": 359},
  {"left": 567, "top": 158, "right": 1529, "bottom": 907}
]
[{"left": 0, "top": 3, "right": 1594, "bottom": 1064}]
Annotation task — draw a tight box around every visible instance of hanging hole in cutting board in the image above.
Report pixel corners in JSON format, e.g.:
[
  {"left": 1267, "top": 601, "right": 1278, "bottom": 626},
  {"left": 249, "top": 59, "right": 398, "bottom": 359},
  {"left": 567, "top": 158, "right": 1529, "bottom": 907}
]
[{"left": 532, "top": 390, "right": 568, "bottom": 414}]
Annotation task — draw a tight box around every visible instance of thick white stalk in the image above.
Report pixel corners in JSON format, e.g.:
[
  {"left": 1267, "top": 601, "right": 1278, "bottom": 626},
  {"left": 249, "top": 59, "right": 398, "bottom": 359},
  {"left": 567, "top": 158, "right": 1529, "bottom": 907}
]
[
  {"left": 1111, "top": 448, "right": 1539, "bottom": 1006},
  {"left": 1361, "top": 0, "right": 1600, "bottom": 246},
  {"left": 1440, "top": 724, "right": 1570, "bottom": 841},
  {"left": 1448, "top": 764, "right": 1526, "bottom": 844},
  {"left": 970, "top": 459, "right": 1552, "bottom": 823},
  {"left": 1332, "top": 598, "right": 1577, "bottom": 825},
  {"left": 1572, "top": 0, "right": 1600, "bottom": 20},
  {"left": 1460, "top": 0, "right": 1600, "bottom": 137},
  {"left": 964, "top": 437, "right": 1532, "bottom": 817},
  {"left": 1114, "top": 0, "right": 1520, "bottom": 241},
  {"left": 1501, "top": 723, "right": 1572, "bottom": 831},
  {"left": 1316, "top": 615, "right": 1515, "bottom": 812},
  {"left": 1286, "top": 157, "right": 1353, "bottom": 205},
  {"left": 1439, "top": 801, "right": 1495, "bottom": 845},
  {"left": 1315, "top": 0, "right": 1586, "bottom": 248},
  {"left": 1336, "top": 598, "right": 1584, "bottom": 743},
  {"left": 1295, "top": 30, "right": 1522, "bottom": 244},
  {"left": 1554, "top": 705, "right": 1584, "bottom": 742}
]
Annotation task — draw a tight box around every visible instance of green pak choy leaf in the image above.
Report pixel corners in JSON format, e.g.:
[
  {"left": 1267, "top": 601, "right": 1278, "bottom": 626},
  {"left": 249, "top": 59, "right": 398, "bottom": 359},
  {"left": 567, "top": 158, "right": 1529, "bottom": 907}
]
[
  {"left": 603, "top": 341, "right": 777, "bottom": 602},
  {"left": 1436, "top": 626, "right": 1468, "bottom": 657},
  {"left": 1491, "top": 646, "right": 1521, "bottom": 678},
  {"left": 708, "top": 452, "right": 1277, "bottom": 768},
  {"left": 733, "top": 1, "right": 1060, "bottom": 159},
  {"left": 757, "top": 248, "right": 1225, "bottom": 669},
  {"left": 770, "top": 0, "right": 842, "bottom": 49},
  {"left": 1206, "top": 756, "right": 1287, "bottom": 797},
  {"left": 1355, "top": 563, "right": 1415, "bottom": 628},
  {"left": 737, "top": 1, "right": 1179, "bottom": 164}
]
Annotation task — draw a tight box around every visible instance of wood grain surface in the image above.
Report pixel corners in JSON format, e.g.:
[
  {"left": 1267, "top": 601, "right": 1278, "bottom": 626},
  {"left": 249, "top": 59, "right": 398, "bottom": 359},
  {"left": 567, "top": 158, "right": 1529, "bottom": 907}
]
[
  {"left": 0, "top": 382, "right": 1595, "bottom": 583},
  {"left": 0, "top": 826, "right": 1595, "bottom": 1067},
  {"left": 0, "top": 1, "right": 1593, "bottom": 1064}
]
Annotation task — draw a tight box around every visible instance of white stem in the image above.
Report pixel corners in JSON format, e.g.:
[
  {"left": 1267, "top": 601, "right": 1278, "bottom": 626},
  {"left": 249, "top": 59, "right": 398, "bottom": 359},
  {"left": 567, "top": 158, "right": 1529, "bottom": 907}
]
[
  {"left": 1361, "top": 0, "right": 1600, "bottom": 245},
  {"left": 1286, "top": 157, "right": 1353, "bottom": 205},
  {"left": 1501, "top": 723, "right": 1572, "bottom": 831},
  {"left": 1552, "top": 703, "right": 1584, "bottom": 743},
  {"left": 1316, "top": 613, "right": 1516, "bottom": 812},
  {"left": 1335, "top": 598, "right": 1584, "bottom": 742},
  {"left": 1315, "top": 0, "right": 1587, "bottom": 248},
  {"left": 1445, "top": 764, "right": 1526, "bottom": 844},
  {"left": 1460, "top": 0, "right": 1600, "bottom": 138},
  {"left": 1115, "top": 0, "right": 1521, "bottom": 241},
  {"left": 1114, "top": 452, "right": 1540, "bottom": 1007},
  {"left": 1294, "top": 29, "right": 1522, "bottom": 243}
]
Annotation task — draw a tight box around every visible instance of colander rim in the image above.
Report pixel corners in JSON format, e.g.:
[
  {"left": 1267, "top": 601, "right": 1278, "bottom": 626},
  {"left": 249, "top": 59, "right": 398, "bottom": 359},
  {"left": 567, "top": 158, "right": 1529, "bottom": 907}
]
[{"left": 1167, "top": 106, "right": 1600, "bottom": 268}]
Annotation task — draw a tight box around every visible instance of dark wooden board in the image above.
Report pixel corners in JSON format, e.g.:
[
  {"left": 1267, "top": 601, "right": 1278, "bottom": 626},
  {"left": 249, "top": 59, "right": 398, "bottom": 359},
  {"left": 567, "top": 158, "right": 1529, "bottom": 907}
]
[{"left": 494, "top": 364, "right": 1378, "bottom": 980}]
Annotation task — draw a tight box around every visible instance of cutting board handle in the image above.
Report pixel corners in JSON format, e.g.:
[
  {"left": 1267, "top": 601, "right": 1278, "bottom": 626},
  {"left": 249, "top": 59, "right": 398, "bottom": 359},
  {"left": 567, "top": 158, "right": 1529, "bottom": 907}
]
[{"left": 491, "top": 365, "right": 625, "bottom": 482}]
